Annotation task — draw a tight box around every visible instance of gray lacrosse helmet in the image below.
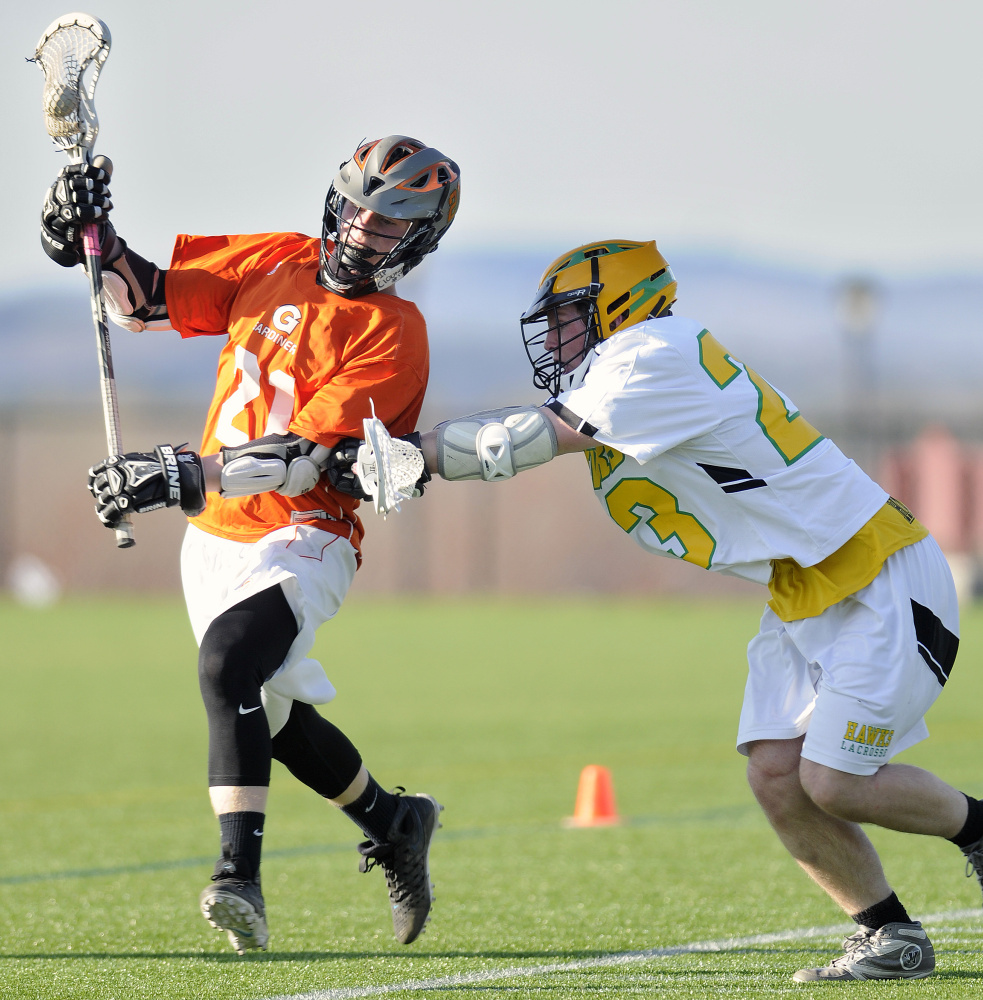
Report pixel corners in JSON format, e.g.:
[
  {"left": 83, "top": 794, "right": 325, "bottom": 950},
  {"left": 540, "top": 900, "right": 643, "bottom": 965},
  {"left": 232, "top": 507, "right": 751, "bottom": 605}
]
[{"left": 318, "top": 135, "right": 461, "bottom": 297}]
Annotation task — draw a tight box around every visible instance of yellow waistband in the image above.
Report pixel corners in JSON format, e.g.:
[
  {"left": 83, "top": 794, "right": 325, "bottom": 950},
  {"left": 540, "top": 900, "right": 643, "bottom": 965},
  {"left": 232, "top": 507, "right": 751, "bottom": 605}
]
[{"left": 767, "top": 498, "right": 929, "bottom": 622}]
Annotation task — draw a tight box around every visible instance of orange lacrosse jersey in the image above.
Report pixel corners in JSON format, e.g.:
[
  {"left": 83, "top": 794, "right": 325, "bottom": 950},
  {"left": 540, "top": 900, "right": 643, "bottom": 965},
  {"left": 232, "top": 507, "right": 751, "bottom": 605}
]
[{"left": 165, "top": 232, "right": 429, "bottom": 554}]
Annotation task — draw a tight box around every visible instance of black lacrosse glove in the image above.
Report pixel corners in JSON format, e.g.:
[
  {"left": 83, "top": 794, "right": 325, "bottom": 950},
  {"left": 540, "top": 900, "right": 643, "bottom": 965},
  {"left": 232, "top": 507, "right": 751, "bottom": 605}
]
[
  {"left": 402, "top": 431, "right": 432, "bottom": 498},
  {"left": 87, "top": 444, "right": 206, "bottom": 529},
  {"left": 323, "top": 433, "right": 431, "bottom": 500},
  {"left": 324, "top": 437, "right": 368, "bottom": 499},
  {"left": 41, "top": 160, "right": 113, "bottom": 267}
]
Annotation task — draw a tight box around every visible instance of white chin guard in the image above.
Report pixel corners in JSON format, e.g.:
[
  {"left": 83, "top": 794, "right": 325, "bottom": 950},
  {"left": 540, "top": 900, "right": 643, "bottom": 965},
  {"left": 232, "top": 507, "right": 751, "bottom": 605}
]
[{"left": 435, "top": 407, "right": 557, "bottom": 482}]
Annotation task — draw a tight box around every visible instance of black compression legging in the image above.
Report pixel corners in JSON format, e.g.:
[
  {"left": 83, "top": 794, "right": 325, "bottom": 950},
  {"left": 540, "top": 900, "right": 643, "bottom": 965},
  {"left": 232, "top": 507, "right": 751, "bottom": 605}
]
[{"left": 197, "top": 584, "right": 363, "bottom": 795}]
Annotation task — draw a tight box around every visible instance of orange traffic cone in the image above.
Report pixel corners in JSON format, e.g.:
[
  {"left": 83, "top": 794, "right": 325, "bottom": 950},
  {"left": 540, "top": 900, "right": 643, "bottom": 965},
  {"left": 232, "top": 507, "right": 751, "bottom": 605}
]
[{"left": 563, "top": 765, "right": 620, "bottom": 827}]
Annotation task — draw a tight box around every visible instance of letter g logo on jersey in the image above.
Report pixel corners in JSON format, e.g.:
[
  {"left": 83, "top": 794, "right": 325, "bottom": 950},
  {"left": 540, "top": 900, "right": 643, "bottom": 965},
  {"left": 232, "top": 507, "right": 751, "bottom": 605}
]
[{"left": 272, "top": 304, "right": 302, "bottom": 335}]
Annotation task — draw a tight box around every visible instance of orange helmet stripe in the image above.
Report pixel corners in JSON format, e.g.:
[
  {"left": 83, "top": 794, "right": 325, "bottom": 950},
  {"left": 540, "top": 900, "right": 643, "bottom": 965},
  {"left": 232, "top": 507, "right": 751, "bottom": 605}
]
[{"left": 394, "top": 161, "right": 460, "bottom": 193}]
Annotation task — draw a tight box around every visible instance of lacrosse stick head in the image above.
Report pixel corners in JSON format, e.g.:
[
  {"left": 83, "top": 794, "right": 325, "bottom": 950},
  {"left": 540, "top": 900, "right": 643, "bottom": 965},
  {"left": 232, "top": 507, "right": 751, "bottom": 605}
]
[
  {"left": 355, "top": 413, "right": 425, "bottom": 517},
  {"left": 32, "top": 13, "right": 111, "bottom": 160}
]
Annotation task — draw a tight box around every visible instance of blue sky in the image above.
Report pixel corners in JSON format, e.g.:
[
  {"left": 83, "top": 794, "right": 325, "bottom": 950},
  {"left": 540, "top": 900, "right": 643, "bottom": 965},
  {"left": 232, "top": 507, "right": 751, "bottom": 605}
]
[{"left": 5, "top": 0, "right": 983, "bottom": 296}]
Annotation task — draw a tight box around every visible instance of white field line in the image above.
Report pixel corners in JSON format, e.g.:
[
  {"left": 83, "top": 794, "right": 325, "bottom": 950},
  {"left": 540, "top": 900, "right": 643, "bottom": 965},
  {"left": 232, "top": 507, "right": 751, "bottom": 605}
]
[{"left": 264, "top": 907, "right": 981, "bottom": 1000}]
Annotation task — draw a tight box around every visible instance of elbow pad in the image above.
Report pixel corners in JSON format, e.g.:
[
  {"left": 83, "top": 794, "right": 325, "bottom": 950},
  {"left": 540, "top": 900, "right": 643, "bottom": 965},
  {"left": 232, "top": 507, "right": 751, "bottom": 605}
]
[
  {"left": 102, "top": 235, "right": 172, "bottom": 332},
  {"left": 220, "top": 433, "right": 331, "bottom": 498},
  {"left": 434, "top": 407, "right": 558, "bottom": 482}
]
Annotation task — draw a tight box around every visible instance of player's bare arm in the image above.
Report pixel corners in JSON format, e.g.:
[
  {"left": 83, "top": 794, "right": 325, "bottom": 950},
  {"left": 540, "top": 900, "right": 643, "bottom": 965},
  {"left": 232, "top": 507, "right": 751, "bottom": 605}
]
[{"left": 541, "top": 405, "right": 597, "bottom": 454}]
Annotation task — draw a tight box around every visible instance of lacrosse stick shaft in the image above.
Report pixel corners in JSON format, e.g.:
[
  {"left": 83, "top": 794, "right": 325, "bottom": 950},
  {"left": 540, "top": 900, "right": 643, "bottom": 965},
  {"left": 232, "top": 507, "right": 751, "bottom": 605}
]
[
  {"left": 81, "top": 221, "right": 134, "bottom": 548},
  {"left": 34, "top": 15, "right": 130, "bottom": 547}
]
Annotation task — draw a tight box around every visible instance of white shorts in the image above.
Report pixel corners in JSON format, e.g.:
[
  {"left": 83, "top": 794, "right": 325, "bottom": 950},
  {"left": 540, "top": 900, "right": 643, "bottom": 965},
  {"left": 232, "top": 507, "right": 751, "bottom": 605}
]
[
  {"left": 181, "top": 523, "right": 358, "bottom": 736},
  {"left": 737, "top": 536, "right": 959, "bottom": 775}
]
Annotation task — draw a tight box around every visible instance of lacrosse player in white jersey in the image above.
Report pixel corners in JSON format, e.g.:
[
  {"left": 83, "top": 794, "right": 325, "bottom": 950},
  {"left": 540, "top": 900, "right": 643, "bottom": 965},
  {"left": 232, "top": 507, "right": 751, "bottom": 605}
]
[{"left": 368, "top": 239, "right": 981, "bottom": 982}]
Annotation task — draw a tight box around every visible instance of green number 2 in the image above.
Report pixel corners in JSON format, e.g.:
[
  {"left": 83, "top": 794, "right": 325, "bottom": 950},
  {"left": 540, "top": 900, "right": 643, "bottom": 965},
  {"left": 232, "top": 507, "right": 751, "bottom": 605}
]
[{"left": 697, "top": 329, "right": 823, "bottom": 465}]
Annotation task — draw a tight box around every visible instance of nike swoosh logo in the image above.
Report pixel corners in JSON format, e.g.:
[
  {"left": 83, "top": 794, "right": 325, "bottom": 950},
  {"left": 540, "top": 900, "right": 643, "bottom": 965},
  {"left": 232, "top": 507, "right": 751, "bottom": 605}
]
[
  {"left": 253, "top": 829, "right": 263, "bottom": 837},
  {"left": 364, "top": 789, "right": 379, "bottom": 813},
  {"left": 238, "top": 704, "right": 262, "bottom": 715}
]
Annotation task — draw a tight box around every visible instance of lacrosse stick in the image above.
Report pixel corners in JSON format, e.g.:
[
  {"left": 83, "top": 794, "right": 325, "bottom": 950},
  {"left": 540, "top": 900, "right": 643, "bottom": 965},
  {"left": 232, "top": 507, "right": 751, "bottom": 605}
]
[
  {"left": 355, "top": 400, "right": 425, "bottom": 517},
  {"left": 32, "top": 13, "right": 134, "bottom": 548}
]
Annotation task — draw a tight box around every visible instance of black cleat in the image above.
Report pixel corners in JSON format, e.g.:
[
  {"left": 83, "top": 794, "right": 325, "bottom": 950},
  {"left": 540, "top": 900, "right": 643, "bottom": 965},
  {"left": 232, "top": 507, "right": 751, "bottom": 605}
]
[
  {"left": 357, "top": 791, "right": 442, "bottom": 944},
  {"left": 964, "top": 836, "right": 983, "bottom": 906},
  {"left": 199, "top": 855, "right": 268, "bottom": 955}
]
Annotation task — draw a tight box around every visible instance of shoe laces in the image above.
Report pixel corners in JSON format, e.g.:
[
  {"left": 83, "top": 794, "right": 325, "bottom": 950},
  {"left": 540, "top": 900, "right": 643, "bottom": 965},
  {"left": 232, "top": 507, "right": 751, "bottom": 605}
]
[
  {"left": 827, "top": 926, "right": 876, "bottom": 966},
  {"left": 357, "top": 803, "right": 428, "bottom": 904},
  {"left": 358, "top": 839, "right": 428, "bottom": 900},
  {"left": 842, "top": 927, "right": 874, "bottom": 953}
]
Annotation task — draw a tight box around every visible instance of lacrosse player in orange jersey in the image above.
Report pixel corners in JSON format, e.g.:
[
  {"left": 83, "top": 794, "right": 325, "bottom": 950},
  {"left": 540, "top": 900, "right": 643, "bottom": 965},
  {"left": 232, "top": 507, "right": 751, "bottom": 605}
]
[
  {"left": 343, "top": 240, "right": 983, "bottom": 982},
  {"left": 41, "top": 136, "right": 459, "bottom": 954}
]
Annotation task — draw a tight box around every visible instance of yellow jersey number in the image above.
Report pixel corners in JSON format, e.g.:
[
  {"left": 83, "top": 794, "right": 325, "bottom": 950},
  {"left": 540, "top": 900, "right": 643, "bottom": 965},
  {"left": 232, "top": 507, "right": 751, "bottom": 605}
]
[
  {"left": 588, "top": 446, "right": 717, "bottom": 568},
  {"left": 606, "top": 477, "right": 717, "bottom": 568}
]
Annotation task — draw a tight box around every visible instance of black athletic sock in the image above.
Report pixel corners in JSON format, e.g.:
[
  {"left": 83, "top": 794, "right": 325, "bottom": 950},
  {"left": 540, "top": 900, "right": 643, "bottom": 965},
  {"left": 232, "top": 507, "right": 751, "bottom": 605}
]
[
  {"left": 342, "top": 775, "right": 399, "bottom": 843},
  {"left": 216, "top": 811, "right": 265, "bottom": 881},
  {"left": 851, "top": 891, "right": 912, "bottom": 930},
  {"left": 948, "top": 793, "right": 983, "bottom": 850}
]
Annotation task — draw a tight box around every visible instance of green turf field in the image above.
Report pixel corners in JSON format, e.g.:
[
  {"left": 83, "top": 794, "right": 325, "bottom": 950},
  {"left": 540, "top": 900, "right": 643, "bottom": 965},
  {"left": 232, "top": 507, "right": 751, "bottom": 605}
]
[{"left": 0, "top": 595, "right": 980, "bottom": 999}]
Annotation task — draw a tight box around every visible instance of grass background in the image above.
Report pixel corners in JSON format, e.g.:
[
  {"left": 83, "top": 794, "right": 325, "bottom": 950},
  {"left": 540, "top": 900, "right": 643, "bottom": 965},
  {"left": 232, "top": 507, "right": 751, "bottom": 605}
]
[{"left": 0, "top": 595, "right": 980, "bottom": 999}]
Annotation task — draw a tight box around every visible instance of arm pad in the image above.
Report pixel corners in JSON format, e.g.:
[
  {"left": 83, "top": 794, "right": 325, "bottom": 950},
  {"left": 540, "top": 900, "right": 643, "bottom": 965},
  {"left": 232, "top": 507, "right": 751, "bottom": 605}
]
[
  {"left": 220, "top": 433, "right": 331, "bottom": 498},
  {"left": 434, "top": 407, "right": 558, "bottom": 482},
  {"left": 101, "top": 233, "right": 171, "bottom": 332}
]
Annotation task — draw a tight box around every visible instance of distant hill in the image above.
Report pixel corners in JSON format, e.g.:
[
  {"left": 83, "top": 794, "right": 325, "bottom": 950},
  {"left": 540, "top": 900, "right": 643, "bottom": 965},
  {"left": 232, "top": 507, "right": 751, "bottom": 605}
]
[{"left": 3, "top": 250, "right": 983, "bottom": 438}]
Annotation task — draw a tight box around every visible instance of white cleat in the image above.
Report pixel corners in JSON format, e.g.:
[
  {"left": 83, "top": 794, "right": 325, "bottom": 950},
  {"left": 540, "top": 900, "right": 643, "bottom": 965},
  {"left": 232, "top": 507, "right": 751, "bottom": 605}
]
[{"left": 793, "top": 922, "right": 934, "bottom": 982}]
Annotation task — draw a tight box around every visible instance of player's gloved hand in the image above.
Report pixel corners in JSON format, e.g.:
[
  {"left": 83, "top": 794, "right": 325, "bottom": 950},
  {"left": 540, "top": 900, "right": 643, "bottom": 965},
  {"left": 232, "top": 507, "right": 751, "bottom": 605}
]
[
  {"left": 87, "top": 444, "right": 206, "bottom": 529},
  {"left": 324, "top": 438, "right": 368, "bottom": 498},
  {"left": 401, "top": 432, "right": 432, "bottom": 498},
  {"left": 324, "top": 433, "right": 431, "bottom": 499},
  {"left": 40, "top": 158, "right": 113, "bottom": 267}
]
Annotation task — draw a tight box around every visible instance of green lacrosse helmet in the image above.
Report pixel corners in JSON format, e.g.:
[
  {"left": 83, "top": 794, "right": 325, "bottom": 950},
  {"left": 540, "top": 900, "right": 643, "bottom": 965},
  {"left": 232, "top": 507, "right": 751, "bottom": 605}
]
[{"left": 521, "top": 239, "right": 677, "bottom": 396}]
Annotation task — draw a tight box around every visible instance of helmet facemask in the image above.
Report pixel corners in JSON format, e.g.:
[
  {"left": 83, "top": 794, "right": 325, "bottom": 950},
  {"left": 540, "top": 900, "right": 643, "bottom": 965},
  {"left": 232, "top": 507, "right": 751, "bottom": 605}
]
[
  {"left": 320, "top": 189, "right": 428, "bottom": 296},
  {"left": 521, "top": 288, "right": 602, "bottom": 398}
]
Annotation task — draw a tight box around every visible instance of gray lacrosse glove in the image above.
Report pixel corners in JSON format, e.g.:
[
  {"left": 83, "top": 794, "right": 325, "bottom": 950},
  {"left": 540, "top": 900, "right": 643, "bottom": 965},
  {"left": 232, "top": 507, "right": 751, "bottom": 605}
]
[
  {"left": 41, "top": 160, "right": 113, "bottom": 267},
  {"left": 87, "top": 445, "right": 206, "bottom": 529}
]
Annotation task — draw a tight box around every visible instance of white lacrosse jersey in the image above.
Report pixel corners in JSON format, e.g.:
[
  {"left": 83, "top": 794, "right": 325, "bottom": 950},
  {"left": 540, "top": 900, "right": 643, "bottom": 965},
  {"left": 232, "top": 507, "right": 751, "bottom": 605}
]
[{"left": 552, "top": 316, "right": 888, "bottom": 587}]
